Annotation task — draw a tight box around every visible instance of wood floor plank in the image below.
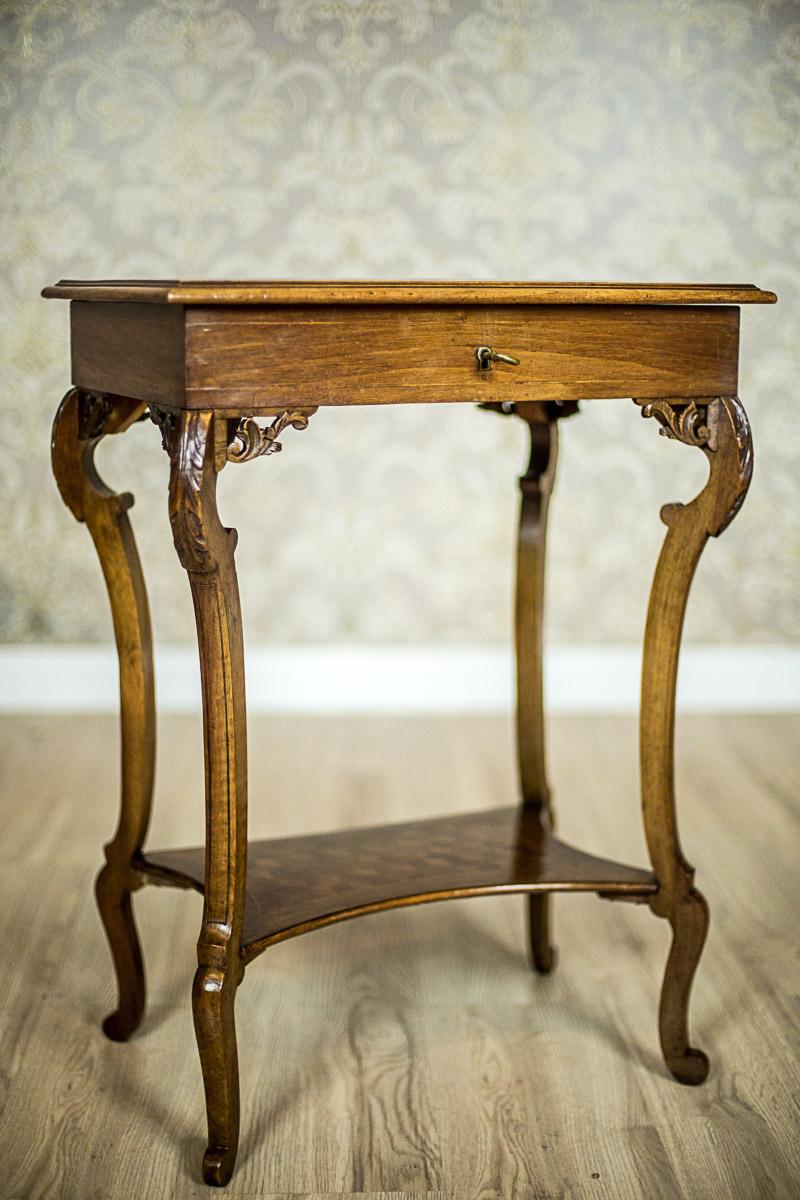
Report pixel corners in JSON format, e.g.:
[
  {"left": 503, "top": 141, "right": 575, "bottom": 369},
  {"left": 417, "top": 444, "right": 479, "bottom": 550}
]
[{"left": 0, "top": 714, "right": 797, "bottom": 1199}]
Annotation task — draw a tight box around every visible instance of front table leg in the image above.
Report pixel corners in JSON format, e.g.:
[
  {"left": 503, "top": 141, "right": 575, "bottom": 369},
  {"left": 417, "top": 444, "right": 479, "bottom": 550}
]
[
  {"left": 167, "top": 410, "right": 247, "bottom": 1186},
  {"left": 637, "top": 395, "right": 752, "bottom": 1085},
  {"left": 51, "top": 388, "right": 155, "bottom": 1041}
]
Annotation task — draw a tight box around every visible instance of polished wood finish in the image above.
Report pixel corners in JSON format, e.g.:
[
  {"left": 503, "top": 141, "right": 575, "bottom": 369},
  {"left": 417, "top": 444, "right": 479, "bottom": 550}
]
[
  {"left": 43, "top": 278, "right": 778, "bottom": 305},
  {"left": 44, "top": 278, "right": 773, "bottom": 1189},
  {"left": 63, "top": 299, "right": 743, "bottom": 409},
  {"left": 514, "top": 404, "right": 561, "bottom": 973},
  {"left": 636, "top": 395, "right": 753, "bottom": 1086},
  {"left": 142, "top": 806, "right": 657, "bottom": 958},
  {"left": 483, "top": 399, "right": 571, "bottom": 972},
  {"left": 181, "top": 304, "right": 740, "bottom": 408},
  {"left": 51, "top": 388, "right": 155, "bottom": 1042},
  {"left": 168, "top": 410, "right": 248, "bottom": 1186},
  {"left": 71, "top": 301, "right": 185, "bottom": 407}
]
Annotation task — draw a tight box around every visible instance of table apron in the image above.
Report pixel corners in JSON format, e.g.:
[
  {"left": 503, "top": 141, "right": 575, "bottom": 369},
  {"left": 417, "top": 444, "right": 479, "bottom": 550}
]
[{"left": 69, "top": 301, "right": 740, "bottom": 410}]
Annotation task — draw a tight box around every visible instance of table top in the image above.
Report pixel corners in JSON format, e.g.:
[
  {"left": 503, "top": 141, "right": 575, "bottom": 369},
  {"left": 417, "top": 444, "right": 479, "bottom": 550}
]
[{"left": 43, "top": 279, "right": 777, "bottom": 306}]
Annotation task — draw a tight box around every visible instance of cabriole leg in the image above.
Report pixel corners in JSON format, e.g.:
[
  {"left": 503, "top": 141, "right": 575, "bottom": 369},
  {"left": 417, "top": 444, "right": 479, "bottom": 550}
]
[
  {"left": 51, "top": 388, "right": 155, "bottom": 1041},
  {"left": 637, "top": 395, "right": 752, "bottom": 1085},
  {"left": 166, "top": 409, "right": 247, "bottom": 1187}
]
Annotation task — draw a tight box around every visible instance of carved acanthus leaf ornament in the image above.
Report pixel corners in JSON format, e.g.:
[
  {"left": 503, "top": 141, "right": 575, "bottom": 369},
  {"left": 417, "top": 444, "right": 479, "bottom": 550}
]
[
  {"left": 637, "top": 398, "right": 715, "bottom": 448},
  {"left": 227, "top": 409, "right": 317, "bottom": 463}
]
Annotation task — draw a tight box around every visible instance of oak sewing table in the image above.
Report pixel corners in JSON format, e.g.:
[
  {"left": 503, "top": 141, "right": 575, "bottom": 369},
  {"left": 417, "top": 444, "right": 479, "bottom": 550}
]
[{"left": 44, "top": 279, "right": 776, "bottom": 1187}]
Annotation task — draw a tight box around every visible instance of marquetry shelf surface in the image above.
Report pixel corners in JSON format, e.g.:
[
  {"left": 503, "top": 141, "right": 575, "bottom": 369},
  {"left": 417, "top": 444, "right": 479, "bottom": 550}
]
[{"left": 140, "top": 806, "right": 657, "bottom": 964}]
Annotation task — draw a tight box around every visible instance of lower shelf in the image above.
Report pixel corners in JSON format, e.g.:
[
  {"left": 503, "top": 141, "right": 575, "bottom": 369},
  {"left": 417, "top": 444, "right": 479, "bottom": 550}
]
[{"left": 141, "top": 806, "right": 657, "bottom": 963}]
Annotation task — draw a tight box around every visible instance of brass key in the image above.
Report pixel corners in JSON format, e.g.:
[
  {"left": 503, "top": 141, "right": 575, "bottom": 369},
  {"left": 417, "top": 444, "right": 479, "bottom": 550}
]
[{"left": 475, "top": 345, "right": 520, "bottom": 370}]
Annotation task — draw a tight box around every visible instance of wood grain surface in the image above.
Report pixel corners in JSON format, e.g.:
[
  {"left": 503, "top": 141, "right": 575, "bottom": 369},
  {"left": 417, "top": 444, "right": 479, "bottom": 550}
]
[
  {"left": 1, "top": 713, "right": 797, "bottom": 1199},
  {"left": 167, "top": 409, "right": 250, "bottom": 1186},
  {"left": 181, "top": 303, "right": 740, "bottom": 408},
  {"left": 70, "top": 301, "right": 185, "bottom": 406},
  {"left": 43, "top": 279, "right": 778, "bottom": 305},
  {"left": 65, "top": 300, "right": 742, "bottom": 410}
]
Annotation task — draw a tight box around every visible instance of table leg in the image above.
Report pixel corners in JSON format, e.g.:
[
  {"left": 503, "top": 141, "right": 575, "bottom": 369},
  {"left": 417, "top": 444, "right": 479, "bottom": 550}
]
[
  {"left": 167, "top": 410, "right": 247, "bottom": 1187},
  {"left": 636, "top": 395, "right": 753, "bottom": 1085},
  {"left": 51, "top": 388, "right": 155, "bottom": 1042},
  {"left": 514, "top": 405, "right": 560, "bottom": 974}
]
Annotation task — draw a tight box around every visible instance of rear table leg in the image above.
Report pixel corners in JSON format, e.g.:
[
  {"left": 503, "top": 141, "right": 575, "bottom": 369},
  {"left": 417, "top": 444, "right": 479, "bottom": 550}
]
[
  {"left": 509, "top": 403, "right": 567, "bottom": 973},
  {"left": 483, "top": 401, "right": 578, "bottom": 972}
]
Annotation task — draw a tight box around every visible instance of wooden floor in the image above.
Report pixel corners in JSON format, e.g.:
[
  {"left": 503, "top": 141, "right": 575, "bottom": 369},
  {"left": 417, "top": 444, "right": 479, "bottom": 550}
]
[{"left": 1, "top": 713, "right": 798, "bottom": 1200}]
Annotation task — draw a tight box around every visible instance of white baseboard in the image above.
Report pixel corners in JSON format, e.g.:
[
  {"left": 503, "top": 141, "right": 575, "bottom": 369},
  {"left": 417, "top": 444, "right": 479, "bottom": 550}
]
[{"left": 0, "top": 644, "right": 797, "bottom": 713}]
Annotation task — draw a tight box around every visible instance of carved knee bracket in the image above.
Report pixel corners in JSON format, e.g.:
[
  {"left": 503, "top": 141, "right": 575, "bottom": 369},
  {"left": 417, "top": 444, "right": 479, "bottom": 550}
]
[
  {"left": 149, "top": 406, "right": 315, "bottom": 464},
  {"left": 226, "top": 409, "right": 317, "bottom": 462},
  {"left": 151, "top": 405, "right": 315, "bottom": 572},
  {"left": 636, "top": 395, "right": 752, "bottom": 536}
]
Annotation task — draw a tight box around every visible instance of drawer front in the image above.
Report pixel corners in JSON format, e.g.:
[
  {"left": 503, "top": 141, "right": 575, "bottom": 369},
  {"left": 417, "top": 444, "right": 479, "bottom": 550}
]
[{"left": 184, "top": 303, "right": 739, "bottom": 410}]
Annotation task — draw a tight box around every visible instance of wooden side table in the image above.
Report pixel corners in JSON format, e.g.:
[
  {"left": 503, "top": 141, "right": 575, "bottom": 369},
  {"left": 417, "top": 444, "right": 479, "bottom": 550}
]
[{"left": 44, "top": 279, "right": 776, "bottom": 1187}]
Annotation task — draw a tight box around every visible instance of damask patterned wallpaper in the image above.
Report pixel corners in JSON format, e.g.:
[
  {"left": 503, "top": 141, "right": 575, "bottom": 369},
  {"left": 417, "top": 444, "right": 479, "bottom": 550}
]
[{"left": 1, "top": 0, "right": 797, "bottom": 646}]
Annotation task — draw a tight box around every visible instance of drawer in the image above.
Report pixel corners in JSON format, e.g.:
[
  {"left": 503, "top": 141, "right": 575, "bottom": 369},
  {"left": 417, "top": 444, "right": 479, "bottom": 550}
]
[{"left": 184, "top": 303, "right": 739, "bottom": 409}]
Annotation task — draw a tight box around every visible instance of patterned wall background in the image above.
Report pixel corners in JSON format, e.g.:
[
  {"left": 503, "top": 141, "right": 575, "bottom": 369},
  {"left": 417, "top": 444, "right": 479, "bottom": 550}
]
[{"left": 1, "top": 0, "right": 797, "bottom": 647}]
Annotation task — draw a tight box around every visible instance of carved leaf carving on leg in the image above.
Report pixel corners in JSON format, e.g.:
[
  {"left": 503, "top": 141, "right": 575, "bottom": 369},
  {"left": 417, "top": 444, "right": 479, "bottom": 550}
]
[
  {"left": 709, "top": 396, "right": 753, "bottom": 534},
  {"left": 635, "top": 394, "right": 752, "bottom": 1086},
  {"left": 168, "top": 411, "right": 218, "bottom": 574}
]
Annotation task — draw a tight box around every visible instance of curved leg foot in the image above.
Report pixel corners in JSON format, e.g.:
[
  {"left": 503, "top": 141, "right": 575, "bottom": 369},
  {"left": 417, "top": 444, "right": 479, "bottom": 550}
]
[
  {"left": 528, "top": 894, "right": 556, "bottom": 974},
  {"left": 52, "top": 389, "right": 155, "bottom": 1042},
  {"left": 96, "top": 864, "right": 146, "bottom": 1041},
  {"left": 194, "top": 964, "right": 241, "bottom": 1186},
  {"left": 637, "top": 395, "right": 752, "bottom": 1086},
  {"left": 659, "top": 887, "right": 710, "bottom": 1084}
]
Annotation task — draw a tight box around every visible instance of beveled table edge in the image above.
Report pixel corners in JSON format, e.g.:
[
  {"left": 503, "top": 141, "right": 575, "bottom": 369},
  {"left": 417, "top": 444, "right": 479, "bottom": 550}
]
[{"left": 42, "top": 279, "right": 778, "bottom": 305}]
